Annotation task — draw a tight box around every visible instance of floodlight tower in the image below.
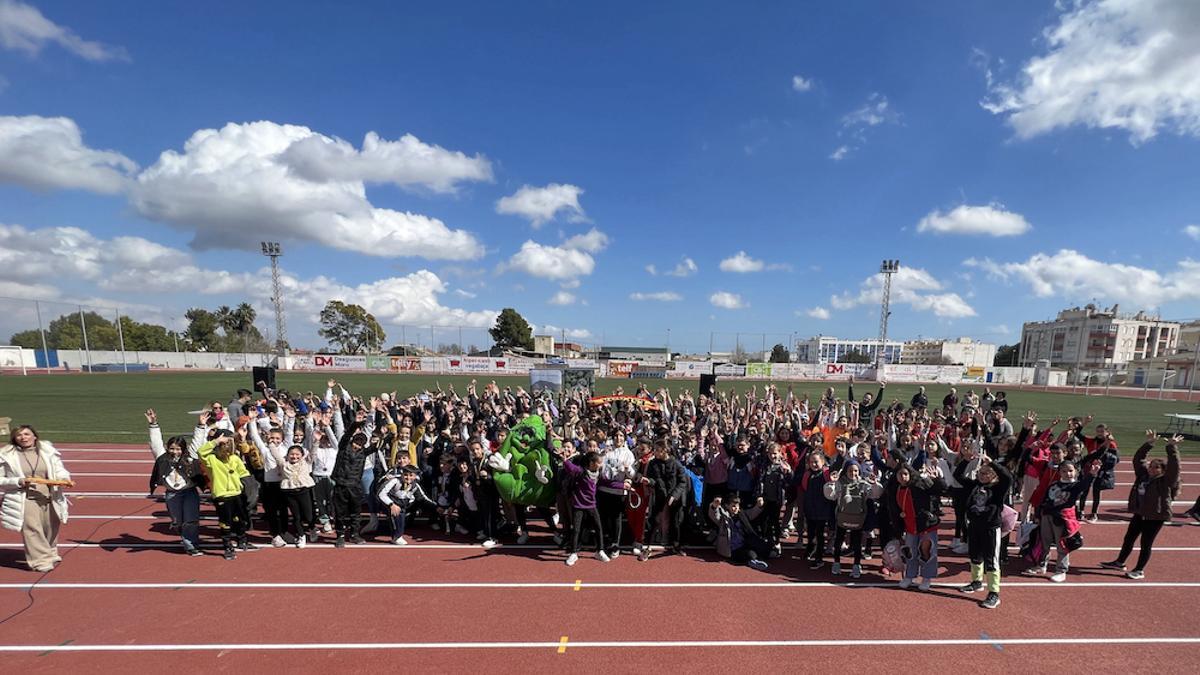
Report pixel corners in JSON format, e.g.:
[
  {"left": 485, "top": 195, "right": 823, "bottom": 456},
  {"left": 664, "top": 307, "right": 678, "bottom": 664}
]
[
  {"left": 876, "top": 259, "right": 900, "bottom": 371},
  {"left": 261, "top": 242, "right": 287, "bottom": 355}
]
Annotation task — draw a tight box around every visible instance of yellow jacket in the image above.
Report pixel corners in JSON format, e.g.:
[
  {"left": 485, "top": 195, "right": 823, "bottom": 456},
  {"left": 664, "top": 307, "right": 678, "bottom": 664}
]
[{"left": 197, "top": 440, "right": 249, "bottom": 499}]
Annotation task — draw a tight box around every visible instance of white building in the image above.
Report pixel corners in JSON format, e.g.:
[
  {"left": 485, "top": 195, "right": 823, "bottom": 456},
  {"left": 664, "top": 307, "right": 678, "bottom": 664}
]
[
  {"left": 1019, "top": 304, "right": 1180, "bottom": 370},
  {"left": 902, "top": 338, "right": 996, "bottom": 368},
  {"left": 533, "top": 335, "right": 555, "bottom": 356},
  {"left": 794, "top": 336, "right": 903, "bottom": 364}
]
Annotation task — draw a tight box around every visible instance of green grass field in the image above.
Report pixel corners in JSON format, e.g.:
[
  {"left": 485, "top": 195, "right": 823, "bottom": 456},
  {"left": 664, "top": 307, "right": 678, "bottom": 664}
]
[{"left": 1, "top": 371, "right": 1197, "bottom": 452}]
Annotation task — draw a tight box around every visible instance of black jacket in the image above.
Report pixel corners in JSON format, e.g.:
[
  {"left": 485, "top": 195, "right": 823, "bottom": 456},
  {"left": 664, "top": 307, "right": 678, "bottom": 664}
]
[
  {"left": 955, "top": 460, "right": 1012, "bottom": 529},
  {"left": 643, "top": 456, "right": 688, "bottom": 509},
  {"left": 887, "top": 472, "right": 947, "bottom": 534},
  {"left": 331, "top": 421, "right": 371, "bottom": 487},
  {"left": 149, "top": 453, "right": 203, "bottom": 493}
]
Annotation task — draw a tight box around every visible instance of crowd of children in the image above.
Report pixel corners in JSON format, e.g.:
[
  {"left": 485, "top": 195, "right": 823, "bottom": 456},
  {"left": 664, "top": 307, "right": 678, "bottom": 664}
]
[{"left": 138, "top": 377, "right": 1190, "bottom": 610}]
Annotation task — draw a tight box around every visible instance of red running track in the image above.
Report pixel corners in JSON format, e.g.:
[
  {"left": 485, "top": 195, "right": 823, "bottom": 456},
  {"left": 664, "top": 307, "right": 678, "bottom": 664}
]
[{"left": 0, "top": 445, "right": 1196, "bottom": 673}]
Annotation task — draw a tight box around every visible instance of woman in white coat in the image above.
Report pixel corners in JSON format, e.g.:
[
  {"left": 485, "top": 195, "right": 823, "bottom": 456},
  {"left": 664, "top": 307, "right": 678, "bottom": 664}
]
[{"left": 0, "top": 426, "right": 74, "bottom": 572}]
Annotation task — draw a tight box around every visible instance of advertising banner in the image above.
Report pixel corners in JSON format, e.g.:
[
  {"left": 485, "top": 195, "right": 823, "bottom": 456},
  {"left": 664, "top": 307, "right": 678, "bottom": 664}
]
[
  {"left": 745, "top": 363, "right": 771, "bottom": 378},
  {"left": 714, "top": 363, "right": 746, "bottom": 377},
  {"left": 390, "top": 356, "right": 422, "bottom": 371}
]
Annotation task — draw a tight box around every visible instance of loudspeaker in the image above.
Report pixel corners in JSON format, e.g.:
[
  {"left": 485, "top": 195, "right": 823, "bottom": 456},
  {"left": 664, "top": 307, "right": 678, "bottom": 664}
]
[
  {"left": 699, "top": 373, "right": 718, "bottom": 398},
  {"left": 252, "top": 366, "right": 276, "bottom": 393}
]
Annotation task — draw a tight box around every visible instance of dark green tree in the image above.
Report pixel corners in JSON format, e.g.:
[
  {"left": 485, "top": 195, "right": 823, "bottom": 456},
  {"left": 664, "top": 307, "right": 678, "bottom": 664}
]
[
  {"left": 489, "top": 308, "right": 533, "bottom": 351},
  {"left": 837, "top": 349, "right": 872, "bottom": 364},
  {"left": 318, "top": 301, "right": 385, "bottom": 354},
  {"left": 769, "top": 343, "right": 790, "bottom": 363},
  {"left": 184, "top": 308, "right": 221, "bottom": 351},
  {"left": 994, "top": 343, "right": 1019, "bottom": 366}
]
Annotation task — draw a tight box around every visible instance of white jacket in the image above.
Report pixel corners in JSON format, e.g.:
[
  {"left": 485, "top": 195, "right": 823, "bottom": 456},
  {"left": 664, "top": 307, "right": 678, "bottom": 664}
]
[{"left": 0, "top": 441, "right": 72, "bottom": 531}]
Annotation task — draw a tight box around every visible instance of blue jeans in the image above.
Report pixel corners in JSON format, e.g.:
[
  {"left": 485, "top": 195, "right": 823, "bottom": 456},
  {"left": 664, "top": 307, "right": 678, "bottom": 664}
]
[
  {"left": 904, "top": 529, "right": 938, "bottom": 580},
  {"left": 390, "top": 509, "right": 408, "bottom": 538},
  {"left": 165, "top": 488, "right": 200, "bottom": 549},
  {"left": 360, "top": 466, "right": 378, "bottom": 514}
]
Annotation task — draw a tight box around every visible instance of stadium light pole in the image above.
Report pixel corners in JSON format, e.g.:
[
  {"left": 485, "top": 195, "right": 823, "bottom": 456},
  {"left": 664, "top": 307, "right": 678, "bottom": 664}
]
[
  {"left": 261, "top": 242, "right": 287, "bottom": 356},
  {"left": 876, "top": 260, "right": 900, "bottom": 373}
]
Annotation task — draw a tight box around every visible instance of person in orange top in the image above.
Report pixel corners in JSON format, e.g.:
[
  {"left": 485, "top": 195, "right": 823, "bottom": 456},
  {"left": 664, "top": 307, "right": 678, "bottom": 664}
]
[{"left": 822, "top": 415, "right": 850, "bottom": 459}]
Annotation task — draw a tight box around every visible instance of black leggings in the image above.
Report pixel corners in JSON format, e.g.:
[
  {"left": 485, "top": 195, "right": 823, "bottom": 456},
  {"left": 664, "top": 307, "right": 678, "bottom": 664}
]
[
  {"left": 1116, "top": 514, "right": 1165, "bottom": 571},
  {"left": 805, "top": 518, "right": 826, "bottom": 561},
  {"left": 597, "top": 491, "right": 625, "bottom": 554},
  {"left": 214, "top": 495, "right": 248, "bottom": 546},
  {"left": 951, "top": 487, "right": 968, "bottom": 540},
  {"left": 759, "top": 501, "right": 783, "bottom": 545},
  {"left": 571, "top": 508, "right": 604, "bottom": 554},
  {"left": 259, "top": 481, "right": 289, "bottom": 537},
  {"left": 1077, "top": 483, "right": 1105, "bottom": 516},
  {"left": 282, "top": 487, "right": 315, "bottom": 537},
  {"left": 833, "top": 527, "right": 863, "bottom": 565},
  {"left": 332, "top": 484, "right": 363, "bottom": 537}
]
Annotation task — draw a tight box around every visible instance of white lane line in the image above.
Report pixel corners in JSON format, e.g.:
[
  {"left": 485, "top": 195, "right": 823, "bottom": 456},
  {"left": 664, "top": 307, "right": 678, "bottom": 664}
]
[
  {"left": 1, "top": 581, "right": 1198, "bottom": 591},
  {"left": 72, "top": 473, "right": 147, "bottom": 477},
  {"left": 1, "top": 636, "right": 1199, "bottom": 652},
  {"left": 58, "top": 448, "right": 149, "bottom": 454},
  {"left": 3, "top": 542, "right": 1199, "bottom": 552}
]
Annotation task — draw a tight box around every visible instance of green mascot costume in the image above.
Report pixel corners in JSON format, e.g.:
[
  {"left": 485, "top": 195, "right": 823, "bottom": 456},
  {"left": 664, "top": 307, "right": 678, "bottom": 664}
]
[{"left": 486, "top": 415, "right": 557, "bottom": 507}]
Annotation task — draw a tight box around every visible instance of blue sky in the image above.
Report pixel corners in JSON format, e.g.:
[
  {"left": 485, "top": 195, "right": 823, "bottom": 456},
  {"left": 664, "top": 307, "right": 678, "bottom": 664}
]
[{"left": 1, "top": 0, "right": 1198, "bottom": 353}]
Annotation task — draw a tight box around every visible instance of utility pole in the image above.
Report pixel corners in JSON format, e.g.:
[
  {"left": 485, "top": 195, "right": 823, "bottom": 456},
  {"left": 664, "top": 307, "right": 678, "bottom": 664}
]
[
  {"left": 876, "top": 260, "right": 900, "bottom": 373},
  {"left": 261, "top": 242, "right": 287, "bottom": 355}
]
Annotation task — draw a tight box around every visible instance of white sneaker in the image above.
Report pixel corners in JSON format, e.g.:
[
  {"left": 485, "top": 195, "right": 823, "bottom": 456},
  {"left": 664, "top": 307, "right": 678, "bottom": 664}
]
[
  {"left": 272, "top": 535, "right": 287, "bottom": 548},
  {"left": 952, "top": 543, "right": 969, "bottom": 555},
  {"left": 899, "top": 577, "right": 913, "bottom": 589},
  {"left": 391, "top": 536, "right": 407, "bottom": 546},
  {"left": 565, "top": 553, "right": 578, "bottom": 566},
  {"left": 481, "top": 538, "right": 498, "bottom": 549},
  {"left": 455, "top": 524, "right": 470, "bottom": 535},
  {"left": 638, "top": 548, "right": 649, "bottom": 562},
  {"left": 296, "top": 535, "right": 306, "bottom": 549},
  {"left": 631, "top": 544, "right": 643, "bottom": 556},
  {"left": 1025, "top": 566, "right": 1046, "bottom": 576},
  {"left": 516, "top": 532, "right": 529, "bottom": 545},
  {"left": 609, "top": 550, "right": 620, "bottom": 560},
  {"left": 918, "top": 577, "right": 932, "bottom": 591},
  {"left": 321, "top": 521, "right": 332, "bottom": 533},
  {"left": 552, "top": 513, "right": 561, "bottom": 527},
  {"left": 1050, "top": 571, "right": 1067, "bottom": 583},
  {"left": 748, "top": 558, "right": 769, "bottom": 571},
  {"left": 597, "top": 551, "right": 611, "bottom": 562}
]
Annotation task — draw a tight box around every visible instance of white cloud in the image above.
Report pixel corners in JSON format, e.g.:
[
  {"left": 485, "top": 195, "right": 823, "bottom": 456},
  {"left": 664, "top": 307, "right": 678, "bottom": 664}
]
[
  {"left": 665, "top": 257, "right": 698, "bottom": 277},
  {"left": 843, "top": 93, "right": 898, "bottom": 128},
  {"left": 131, "top": 121, "right": 484, "bottom": 260},
  {"left": 917, "top": 203, "right": 1032, "bottom": 237},
  {"left": 831, "top": 266, "right": 976, "bottom": 318},
  {"left": 495, "top": 183, "right": 587, "bottom": 227},
  {"left": 506, "top": 240, "right": 596, "bottom": 281},
  {"left": 792, "top": 75, "right": 813, "bottom": 92},
  {"left": 805, "top": 306, "right": 831, "bottom": 320},
  {"left": 0, "top": 115, "right": 137, "bottom": 193},
  {"left": 562, "top": 227, "right": 609, "bottom": 253},
  {"left": 987, "top": 323, "right": 1011, "bottom": 336},
  {"left": 0, "top": 0, "right": 128, "bottom": 61},
  {"left": 541, "top": 324, "right": 593, "bottom": 340},
  {"left": 1184, "top": 225, "right": 1200, "bottom": 241},
  {"left": 965, "top": 249, "right": 1200, "bottom": 307},
  {"left": 831, "top": 93, "right": 899, "bottom": 160},
  {"left": 645, "top": 264, "right": 658, "bottom": 276},
  {"left": 453, "top": 289, "right": 477, "bottom": 299},
  {"left": 719, "top": 251, "right": 788, "bottom": 273},
  {"left": 548, "top": 291, "right": 577, "bottom": 306},
  {"left": 719, "top": 251, "right": 765, "bottom": 273},
  {"left": 279, "top": 131, "right": 492, "bottom": 193},
  {"left": 629, "top": 291, "right": 682, "bottom": 302},
  {"left": 710, "top": 291, "right": 747, "bottom": 309},
  {"left": 984, "top": 0, "right": 1200, "bottom": 143}
]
